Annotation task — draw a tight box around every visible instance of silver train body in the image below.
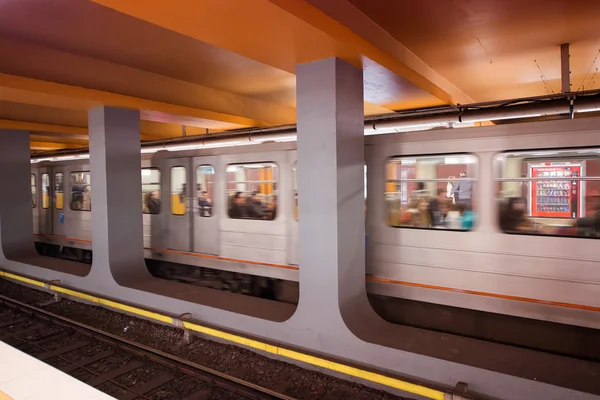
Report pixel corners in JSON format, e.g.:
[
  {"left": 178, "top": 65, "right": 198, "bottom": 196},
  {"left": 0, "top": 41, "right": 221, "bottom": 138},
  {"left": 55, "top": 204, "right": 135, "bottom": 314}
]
[{"left": 31, "top": 119, "right": 600, "bottom": 329}]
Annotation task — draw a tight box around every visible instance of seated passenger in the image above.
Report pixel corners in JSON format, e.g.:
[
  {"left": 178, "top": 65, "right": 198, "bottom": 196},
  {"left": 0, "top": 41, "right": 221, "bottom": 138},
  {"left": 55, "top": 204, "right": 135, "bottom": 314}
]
[
  {"left": 146, "top": 191, "right": 161, "bottom": 214},
  {"left": 246, "top": 191, "right": 266, "bottom": 219},
  {"left": 574, "top": 194, "right": 600, "bottom": 236},
  {"left": 411, "top": 199, "right": 431, "bottom": 228},
  {"left": 229, "top": 191, "right": 247, "bottom": 219},
  {"left": 461, "top": 203, "right": 476, "bottom": 230},
  {"left": 445, "top": 203, "right": 463, "bottom": 230},
  {"left": 430, "top": 188, "right": 449, "bottom": 226},
  {"left": 500, "top": 197, "right": 533, "bottom": 233},
  {"left": 198, "top": 191, "right": 212, "bottom": 216}
]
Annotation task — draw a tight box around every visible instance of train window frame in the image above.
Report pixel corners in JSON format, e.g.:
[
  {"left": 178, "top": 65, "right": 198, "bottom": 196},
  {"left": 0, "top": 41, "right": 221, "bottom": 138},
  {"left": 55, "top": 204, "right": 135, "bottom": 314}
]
[
  {"left": 196, "top": 164, "right": 215, "bottom": 218},
  {"left": 385, "top": 153, "right": 478, "bottom": 231},
  {"left": 494, "top": 147, "right": 600, "bottom": 239},
  {"left": 55, "top": 172, "right": 64, "bottom": 210},
  {"left": 41, "top": 173, "right": 50, "bottom": 209},
  {"left": 69, "top": 171, "right": 92, "bottom": 212},
  {"left": 31, "top": 174, "right": 37, "bottom": 209},
  {"left": 226, "top": 162, "right": 278, "bottom": 221},
  {"left": 142, "top": 168, "right": 161, "bottom": 215},
  {"left": 170, "top": 166, "right": 187, "bottom": 216}
]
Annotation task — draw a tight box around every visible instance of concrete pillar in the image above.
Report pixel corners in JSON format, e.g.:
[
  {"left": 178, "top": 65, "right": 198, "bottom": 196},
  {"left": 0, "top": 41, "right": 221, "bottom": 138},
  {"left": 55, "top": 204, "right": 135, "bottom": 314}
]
[
  {"left": 294, "top": 58, "right": 371, "bottom": 329},
  {"left": 88, "top": 107, "right": 148, "bottom": 284},
  {"left": 0, "top": 130, "right": 35, "bottom": 260}
]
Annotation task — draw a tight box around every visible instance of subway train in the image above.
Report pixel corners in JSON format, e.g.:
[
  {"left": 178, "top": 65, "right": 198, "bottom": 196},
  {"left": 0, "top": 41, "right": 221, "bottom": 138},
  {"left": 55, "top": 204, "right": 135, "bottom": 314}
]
[{"left": 30, "top": 118, "right": 600, "bottom": 329}]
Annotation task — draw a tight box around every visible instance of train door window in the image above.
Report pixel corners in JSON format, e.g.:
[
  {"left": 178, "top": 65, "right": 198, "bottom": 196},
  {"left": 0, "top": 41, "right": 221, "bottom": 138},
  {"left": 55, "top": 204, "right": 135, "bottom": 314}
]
[
  {"left": 55, "top": 173, "right": 64, "bottom": 210},
  {"left": 293, "top": 162, "right": 298, "bottom": 221},
  {"left": 31, "top": 174, "right": 37, "bottom": 208},
  {"left": 171, "top": 166, "right": 187, "bottom": 215},
  {"left": 70, "top": 172, "right": 91, "bottom": 211},
  {"left": 386, "top": 155, "right": 477, "bottom": 230},
  {"left": 495, "top": 148, "right": 600, "bottom": 238},
  {"left": 42, "top": 173, "right": 49, "bottom": 209},
  {"left": 142, "top": 168, "right": 161, "bottom": 214},
  {"left": 196, "top": 165, "right": 214, "bottom": 217},
  {"left": 226, "top": 163, "right": 278, "bottom": 220}
]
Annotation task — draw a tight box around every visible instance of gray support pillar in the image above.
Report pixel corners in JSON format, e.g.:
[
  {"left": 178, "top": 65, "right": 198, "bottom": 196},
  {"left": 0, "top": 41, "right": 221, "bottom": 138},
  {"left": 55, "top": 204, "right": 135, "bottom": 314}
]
[
  {"left": 88, "top": 107, "right": 147, "bottom": 284},
  {"left": 294, "top": 58, "right": 371, "bottom": 328},
  {"left": 0, "top": 130, "right": 35, "bottom": 260}
]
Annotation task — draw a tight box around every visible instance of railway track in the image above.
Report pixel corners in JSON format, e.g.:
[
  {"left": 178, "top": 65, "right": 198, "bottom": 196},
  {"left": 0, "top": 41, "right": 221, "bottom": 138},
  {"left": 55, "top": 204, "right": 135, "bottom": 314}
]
[{"left": 0, "top": 294, "right": 295, "bottom": 400}]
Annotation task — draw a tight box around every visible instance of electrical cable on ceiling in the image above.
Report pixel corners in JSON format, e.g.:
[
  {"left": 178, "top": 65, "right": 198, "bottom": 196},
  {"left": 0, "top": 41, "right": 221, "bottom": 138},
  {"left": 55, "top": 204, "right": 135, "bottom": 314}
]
[{"left": 577, "top": 49, "right": 600, "bottom": 93}]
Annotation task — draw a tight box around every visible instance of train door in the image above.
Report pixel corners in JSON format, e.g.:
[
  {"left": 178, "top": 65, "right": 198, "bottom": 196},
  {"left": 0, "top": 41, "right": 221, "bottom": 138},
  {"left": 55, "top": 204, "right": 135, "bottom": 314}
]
[
  {"left": 31, "top": 170, "right": 39, "bottom": 235},
  {"left": 166, "top": 157, "right": 193, "bottom": 251},
  {"left": 38, "top": 167, "right": 53, "bottom": 235},
  {"left": 52, "top": 169, "right": 66, "bottom": 237},
  {"left": 192, "top": 157, "right": 219, "bottom": 255}
]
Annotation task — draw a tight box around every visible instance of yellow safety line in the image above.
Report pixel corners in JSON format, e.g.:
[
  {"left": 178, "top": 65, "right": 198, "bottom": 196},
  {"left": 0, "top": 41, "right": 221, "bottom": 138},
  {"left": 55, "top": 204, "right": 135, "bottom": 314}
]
[
  {"left": 0, "top": 272, "right": 46, "bottom": 288},
  {"left": 0, "top": 270, "right": 445, "bottom": 400}
]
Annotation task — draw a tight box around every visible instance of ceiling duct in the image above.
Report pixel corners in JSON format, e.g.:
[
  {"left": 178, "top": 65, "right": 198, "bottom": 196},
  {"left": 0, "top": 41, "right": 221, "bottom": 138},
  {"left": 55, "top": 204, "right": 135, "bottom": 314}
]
[{"left": 31, "top": 91, "right": 600, "bottom": 161}]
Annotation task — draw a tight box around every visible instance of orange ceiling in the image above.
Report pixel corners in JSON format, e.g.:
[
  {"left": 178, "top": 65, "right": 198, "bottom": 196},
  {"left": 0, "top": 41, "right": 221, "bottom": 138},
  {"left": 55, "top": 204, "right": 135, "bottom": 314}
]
[
  {"left": 0, "top": 0, "right": 599, "bottom": 152},
  {"left": 349, "top": 0, "right": 600, "bottom": 100}
]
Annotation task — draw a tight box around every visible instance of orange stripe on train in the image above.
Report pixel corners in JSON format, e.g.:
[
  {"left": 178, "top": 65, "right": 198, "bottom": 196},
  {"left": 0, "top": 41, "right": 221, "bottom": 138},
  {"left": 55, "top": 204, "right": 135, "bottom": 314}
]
[{"left": 35, "top": 234, "right": 600, "bottom": 312}]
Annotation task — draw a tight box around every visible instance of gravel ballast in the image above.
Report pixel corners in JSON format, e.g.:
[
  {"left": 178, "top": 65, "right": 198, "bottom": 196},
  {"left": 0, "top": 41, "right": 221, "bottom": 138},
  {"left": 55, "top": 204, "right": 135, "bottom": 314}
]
[{"left": 0, "top": 278, "right": 413, "bottom": 400}]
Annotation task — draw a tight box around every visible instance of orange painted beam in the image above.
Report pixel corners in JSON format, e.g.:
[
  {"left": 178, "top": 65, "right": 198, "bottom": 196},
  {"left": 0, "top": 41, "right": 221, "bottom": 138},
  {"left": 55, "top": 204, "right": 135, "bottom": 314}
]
[
  {"left": 0, "top": 73, "right": 266, "bottom": 128},
  {"left": 0, "top": 119, "right": 88, "bottom": 136},
  {"left": 30, "top": 134, "right": 88, "bottom": 146},
  {"left": 30, "top": 141, "right": 83, "bottom": 150},
  {"left": 0, "top": 119, "right": 180, "bottom": 143},
  {"left": 270, "top": 0, "right": 473, "bottom": 105},
  {"left": 90, "top": 0, "right": 471, "bottom": 105}
]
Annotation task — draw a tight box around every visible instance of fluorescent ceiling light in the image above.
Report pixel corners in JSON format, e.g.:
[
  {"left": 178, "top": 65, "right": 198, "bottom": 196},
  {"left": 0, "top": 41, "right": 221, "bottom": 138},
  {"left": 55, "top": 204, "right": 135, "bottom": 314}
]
[
  {"left": 464, "top": 114, "right": 542, "bottom": 123},
  {"left": 365, "top": 122, "right": 446, "bottom": 136}
]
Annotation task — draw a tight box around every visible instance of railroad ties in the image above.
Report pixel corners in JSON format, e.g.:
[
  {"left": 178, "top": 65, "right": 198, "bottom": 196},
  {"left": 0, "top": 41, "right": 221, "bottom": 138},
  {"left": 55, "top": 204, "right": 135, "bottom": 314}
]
[{"left": 0, "top": 297, "right": 292, "bottom": 400}]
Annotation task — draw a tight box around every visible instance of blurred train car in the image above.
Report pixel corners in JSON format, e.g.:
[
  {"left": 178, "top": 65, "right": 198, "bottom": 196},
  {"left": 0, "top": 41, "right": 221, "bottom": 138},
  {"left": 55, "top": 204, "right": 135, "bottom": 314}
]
[{"left": 30, "top": 120, "right": 600, "bottom": 329}]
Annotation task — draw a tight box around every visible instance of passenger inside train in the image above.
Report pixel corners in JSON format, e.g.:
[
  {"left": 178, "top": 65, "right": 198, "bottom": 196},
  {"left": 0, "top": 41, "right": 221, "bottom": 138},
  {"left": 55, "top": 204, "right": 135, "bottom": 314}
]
[
  {"left": 226, "top": 163, "right": 277, "bottom": 221},
  {"left": 494, "top": 148, "right": 600, "bottom": 238},
  {"left": 198, "top": 190, "right": 212, "bottom": 217},
  {"left": 228, "top": 191, "right": 276, "bottom": 220},
  {"left": 382, "top": 149, "right": 600, "bottom": 237},
  {"left": 144, "top": 191, "right": 161, "bottom": 214},
  {"left": 386, "top": 155, "right": 478, "bottom": 230}
]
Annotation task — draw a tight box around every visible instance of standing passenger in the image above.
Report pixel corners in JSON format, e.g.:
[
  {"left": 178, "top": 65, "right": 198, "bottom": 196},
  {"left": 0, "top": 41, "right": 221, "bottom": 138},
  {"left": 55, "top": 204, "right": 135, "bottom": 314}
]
[
  {"left": 446, "top": 176, "right": 456, "bottom": 204},
  {"left": 453, "top": 171, "right": 472, "bottom": 210},
  {"left": 146, "top": 191, "right": 161, "bottom": 214}
]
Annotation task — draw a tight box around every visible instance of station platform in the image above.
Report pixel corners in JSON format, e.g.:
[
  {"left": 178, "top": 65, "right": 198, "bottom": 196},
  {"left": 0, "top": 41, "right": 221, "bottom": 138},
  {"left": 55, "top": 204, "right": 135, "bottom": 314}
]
[{"left": 0, "top": 341, "right": 114, "bottom": 400}]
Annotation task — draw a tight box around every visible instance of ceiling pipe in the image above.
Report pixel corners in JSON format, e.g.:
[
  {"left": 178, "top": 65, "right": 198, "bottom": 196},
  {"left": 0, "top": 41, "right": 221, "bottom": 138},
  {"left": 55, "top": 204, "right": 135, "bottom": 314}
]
[{"left": 31, "top": 92, "right": 600, "bottom": 161}]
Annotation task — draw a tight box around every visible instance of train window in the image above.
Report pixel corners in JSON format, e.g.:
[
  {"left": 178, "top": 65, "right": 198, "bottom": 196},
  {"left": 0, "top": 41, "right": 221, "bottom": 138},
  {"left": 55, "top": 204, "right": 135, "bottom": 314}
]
[
  {"left": 31, "top": 174, "right": 36, "bottom": 208},
  {"left": 386, "top": 155, "right": 477, "bottom": 230},
  {"left": 171, "top": 166, "right": 187, "bottom": 215},
  {"left": 42, "top": 173, "right": 49, "bottom": 209},
  {"left": 293, "top": 162, "right": 298, "bottom": 221},
  {"left": 495, "top": 148, "right": 600, "bottom": 238},
  {"left": 142, "top": 168, "right": 161, "bottom": 214},
  {"left": 70, "top": 172, "right": 91, "bottom": 211},
  {"left": 226, "top": 163, "right": 278, "bottom": 220},
  {"left": 196, "top": 165, "right": 214, "bottom": 217},
  {"left": 55, "top": 173, "right": 64, "bottom": 210}
]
